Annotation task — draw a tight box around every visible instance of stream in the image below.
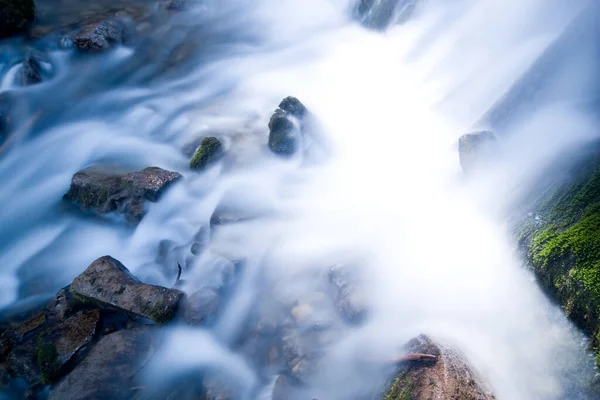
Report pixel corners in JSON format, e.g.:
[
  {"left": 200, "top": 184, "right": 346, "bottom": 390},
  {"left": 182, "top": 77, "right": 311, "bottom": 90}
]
[{"left": 1, "top": 0, "right": 600, "bottom": 398}]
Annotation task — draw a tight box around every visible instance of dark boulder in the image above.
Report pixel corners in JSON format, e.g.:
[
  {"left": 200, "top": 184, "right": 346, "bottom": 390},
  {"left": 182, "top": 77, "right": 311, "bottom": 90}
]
[
  {"left": 458, "top": 131, "right": 497, "bottom": 173},
  {"left": 268, "top": 97, "right": 308, "bottom": 156},
  {"left": 45, "top": 286, "right": 86, "bottom": 322},
  {"left": 49, "top": 326, "right": 158, "bottom": 400},
  {"left": 71, "top": 256, "right": 184, "bottom": 323},
  {"left": 180, "top": 287, "right": 219, "bottom": 326},
  {"left": 355, "top": 0, "right": 419, "bottom": 30},
  {"left": 0, "top": 0, "right": 34, "bottom": 38},
  {"left": 73, "top": 19, "right": 128, "bottom": 51},
  {"left": 382, "top": 335, "right": 495, "bottom": 400},
  {"left": 0, "top": 92, "right": 13, "bottom": 146},
  {"left": 63, "top": 165, "right": 181, "bottom": 223},
  {"left": 190, "top": 137, "right": 224, "bottom": 170}
]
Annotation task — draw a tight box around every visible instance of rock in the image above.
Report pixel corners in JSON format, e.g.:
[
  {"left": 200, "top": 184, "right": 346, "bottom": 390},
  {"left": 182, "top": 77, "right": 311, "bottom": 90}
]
[
  {"left": 458, "top": 131, "right": 497, "bottom": 173},
  {"left": 63, "top": 165, "right": 181, "bottom": 223},
  {"left": 72, "top": 19, "right": 128, "bottom": 51},
  {"left": 71, "top": 256, "right": 184, "bottom": 323},
  {"left": 382, "top": 335, "right": 495, "bottom": 400},
  {"left": 21, "top": 53, "right": 42, "bottom": 85},
  {"left": 180, "top": 287, "right": 219, "bottom": 325},
  {"left": 161, "top": 0, "right": 188, "bottom": 11},
  {"left": 12, "top": 314, "right": 46, "bottom": 338},
  {"left": 36, "top": 309, "right": 100, "bottom": 384},
  {"left": 0, "top": 0, "right": 35, "bottom": 38},
  {"left": 268, "top": 97, "right": 308, "bottom": 156},
  {"left": 356, "top": 0, "right": 419, "bottom": 30},
  {"left": 45, "top": 286, "right": 85, "bottom": 322},
  {"left": 272, "top": 375, "right": 307, "bottom": 400},
  {"left": 6, "top": 340, "right": 39, "bottom": 384},
  {"left": 328, "top": 265, "right": 368, "bottom": 324},
  {"left": 190, "top": 137, "right": 224, "bottom": 170},
  {"left": 0, "top": 92, "right": 13, "bottom": 146},
  {"left": 49, "top": 326, "right": 158, "bottom": 400}
]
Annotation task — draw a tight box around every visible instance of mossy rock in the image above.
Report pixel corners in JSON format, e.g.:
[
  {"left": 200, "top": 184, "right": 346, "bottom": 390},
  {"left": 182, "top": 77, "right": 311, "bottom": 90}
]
[
  {"left": 519, "top": 148, "right": 600, "bottom": 365},
  {"left": 190, "top": 137, "right": 224, "bottom": 170},
  {"left": 0, "top": 0, "right": 35, "bottom": 38}
]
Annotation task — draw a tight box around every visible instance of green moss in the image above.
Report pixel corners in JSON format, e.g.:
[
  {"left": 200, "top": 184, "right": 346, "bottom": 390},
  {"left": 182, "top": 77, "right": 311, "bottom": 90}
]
[
  {"left": 36, "top": 334, "right": 60, "bottom": 384},
  {"left": 189, "top": 137, "right": 224, "bottom": 170},
  {"left": 69, "top": 286, "right": 91, "bottom": 304},
  {"left": 384, "top": 372, "right": 414, "bottom": 400}
]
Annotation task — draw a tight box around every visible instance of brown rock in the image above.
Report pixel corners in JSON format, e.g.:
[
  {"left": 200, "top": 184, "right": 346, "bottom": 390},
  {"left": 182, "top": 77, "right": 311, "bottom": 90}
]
[
  {"left": 72, "top": 19, "right": 127, "bottom": 51},
  {"left": 71, "top": 256, "right": 184, "bottom": 323},
  {"left": 383, "top": 335, "right": 495, "bottom": 400},
  {"left": 36, "top": 309, "right": 100, "bottom": 383}
]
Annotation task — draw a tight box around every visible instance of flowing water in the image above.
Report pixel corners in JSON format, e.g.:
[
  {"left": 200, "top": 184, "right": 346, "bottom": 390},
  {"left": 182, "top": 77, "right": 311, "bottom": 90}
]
[{"left": 1, "top": 0, "right": 600, "bottom": 398}]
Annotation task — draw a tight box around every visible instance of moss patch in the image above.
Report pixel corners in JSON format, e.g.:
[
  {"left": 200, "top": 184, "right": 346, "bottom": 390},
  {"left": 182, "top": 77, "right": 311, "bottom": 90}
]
[
  {"left": 384, "top": 372, "right": 414, "bottom": 400},
  {"left": 36, "top": 334, "right": 60, "bottom": 384}
]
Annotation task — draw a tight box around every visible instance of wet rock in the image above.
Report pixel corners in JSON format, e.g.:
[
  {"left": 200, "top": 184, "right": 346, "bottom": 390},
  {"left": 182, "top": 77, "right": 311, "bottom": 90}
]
[
  {"left": 21, "top": 53, "right": 44, "bottom": 86},
  {"left": 382, "top": 335, "right": 495, "bottom": 400},
  {"left": 161, "top": 0, "right": 188, "bottom": 11},
  {"left": 49, "top": 326, "right": 158, "bottom": 400},
  {"left": 458, "top": 130, "right": 497, "bottom": 173},
  {"left": 73, "top": 19, "right": 128, "bottom": 51},
  {"left": 268, "top": 96, "right": 308, "bottom": 156},
  {"left": 0, "top": 92, "right": 13, "bottom": 146},
  {"left": 190, "top": 137, "right": 224, "bottom": 170},
  {"left": 0, "top": 338, "right": 12, "bottom": 361},
  {"left": 0, "top": 0, "right": 35, "bottom": 38},
  {"left": 36, "top": 309, "right": 100, "bottom": 384},
  {"left": 356, "top": 0, "right": 419, "bottom": 30},
  {"left": 63, "top": 165, "right": 181, "bottom": 223},
  {"left": 180, "top": 287, "right": 219, "bottom": 325},
  {"left": 45, "top": 286, "right": 85, "bottom": 322},
  {"left": 6, "top": 340, "right": 39, "bottom": 384},
  {"left": 272, "top": 375, "right": 306, "bottom": 400},
  {"left": 328, "top": 265, "right": 368, "bottom": 324},
  {"left": 12, "top": 314, "right": 47, "bottom": 338},
  {"left": 71, "top": 256, "right": 184, "bottom": 323}
]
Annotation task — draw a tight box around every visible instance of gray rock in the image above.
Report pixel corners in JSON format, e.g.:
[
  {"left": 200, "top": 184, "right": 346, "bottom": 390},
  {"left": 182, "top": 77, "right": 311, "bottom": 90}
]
[
  {"left": 0, "top": 92, "right": 13, "bottom": 146},
  {"left": 356, "top": 0, "right": 419, "bottom": 30},
  {"left": 73, "top": 19, "right": 127, "bottom": 51},
  {"left": 458, "top": 131, "right": 497, "bottom": 173},
  {"left": 71, "top": 256, "right": 184, "bottom": 323},
  {"left": 382, "top": 335, "right": 496, "bottom": 400},
  {"left": 0, "top": 0, "right": 34, "bottom": 38},
  {"left": 63, "top": 165, "right": 181, "bottom": 223},
  {"left": 180, "top": 288, "right": 219, "bottom": 325},
  {"left": 189, "top": 137, "right": 224, "bottom": 170},
  {"left": 268, "top": 97, "right": 308, "bottom": 156},
  {"left": 49, "top": 326, "right": 158, "bottom": 400}
]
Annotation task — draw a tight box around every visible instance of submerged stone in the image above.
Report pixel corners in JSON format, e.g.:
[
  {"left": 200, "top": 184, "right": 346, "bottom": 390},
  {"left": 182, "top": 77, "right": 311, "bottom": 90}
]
[
  {"left": 268, "top": 97, "right": 308, "bottom": 156},
  {"left": 49, "top": 326, "right": 158, "bottom": 400},
  {"left": 356, "top": 0, "right": 419, "bottom": 30},
  {"left": 71, "top": 256, "right": 184, "bottom": 323},
  {"left": 190, "top": 137, "right": 224, "bottom": 170},
  {"left": 458, "top": 130, "right": 497, "bottom": 173},
  {"left": 73, "top": 19, "right": 127, "bottom": 51},
  {"left": 21, "top": 52, "right": 45, "bottom": 86},
  {"left": 382, "top": 335, "right": 495, "bottom": 400},
  {"left": 180, "top": 287, "right": 219, "bottom": 326},
  {"left": 328, "top": 265, "right": 368, "bottom": 324},
  {"left": 0, "top": 0, "right": 35, "bottom": 38},
  {"left": 63, "top": 165, "right": 181, "bottom": 223}
]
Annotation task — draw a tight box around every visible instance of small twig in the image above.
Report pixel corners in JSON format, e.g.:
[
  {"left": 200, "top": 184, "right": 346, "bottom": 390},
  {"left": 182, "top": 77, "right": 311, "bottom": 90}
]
[{"left": 175, "top": 262, "right": 182, "bottom": 285}]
